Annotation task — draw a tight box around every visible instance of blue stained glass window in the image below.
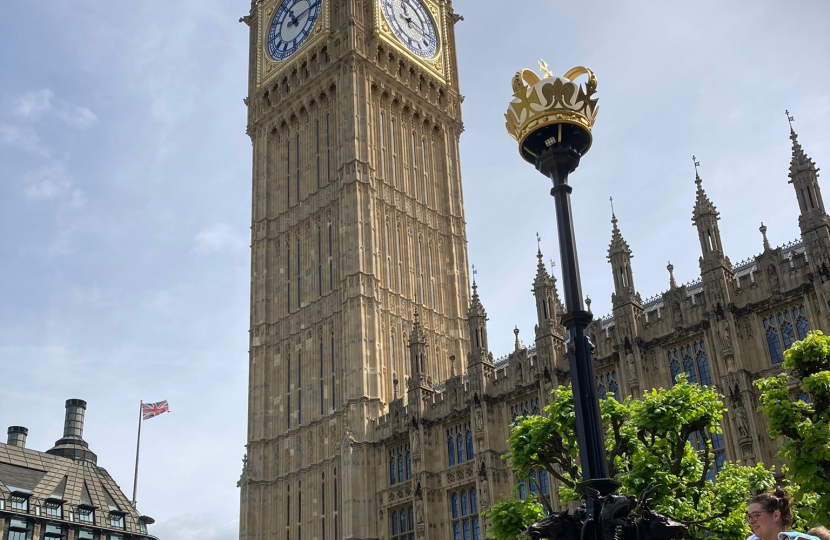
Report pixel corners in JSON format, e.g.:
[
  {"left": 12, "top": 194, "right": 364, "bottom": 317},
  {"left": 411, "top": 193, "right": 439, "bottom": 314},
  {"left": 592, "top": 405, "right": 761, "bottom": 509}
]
[
  {"left": 463, "top": 520, "right": 471, "bottom": 540},
  {"left": 782, "top": 320, "right": 796, "bottom": 350},
  {"left": 392, "top": 512, "right": 398, "bottom": 535},
  {"left": 461, "top": 491, "right": 468, "bottom": 516},
  {"left": 398, "top": 455, "right": 404, "bottom": 482},
  {"left": 453, "top": 523, "right": 461, "bottom": 540},
  {"left": 597, "top": 374, "right": 607, "bottom": 400},
  {"left": 390, "top": 458, "right": 396, "bottom": 484},
  {"left": 715, "top": 451, "right": 726, "bottom": 472},
  {"left": 470, "top": 489, "right": 477, "bottom": 513},
  {"left": 540, "top": 469, "right": 549, "bottom": 494},
  {"left": 451, "top": 493, "right": 459, "bottom": 518},
  {"left": 670, "top": 351, "right": 681, "bottom": 385},
  {"left": 408, "top": 507, "right": 413, "bottom": 530},
  {"left": 406, "top": 452, "right": 411, "bottom": 479},
  {"left": 529, "top": 470, "right": 538, "bottom": 494},
  {"left": 447, "top": 434, "right": 455, "bottom": 466},
  {"left": 797, "top": 315, "right": 810, "bottom": 340},
  {"left": 518, "top": 479, "right": 527, "bottom": 500},
  {"left": 472, "top": 517, "right": 480, "bottom": 540},
  {"left": 696, "top": 350, "right": 712, "bottom": 386},
  {"left": 608, "top": 372, "right": 619, "bottom": 401},
  {"left": 683, "top": 350, "right": 697, "bottom": 383},
  {"left": 765, "top": 317, "right": 784, "bottom": 364},
  {"left": 456, "top": 434, "right": 464, "bottom": 463},
  {"left": 798, "top": 392, "right": 811, "bottom": 403},
  {"left": 465, "top": 430, "right": 474, "bottom": 460}
]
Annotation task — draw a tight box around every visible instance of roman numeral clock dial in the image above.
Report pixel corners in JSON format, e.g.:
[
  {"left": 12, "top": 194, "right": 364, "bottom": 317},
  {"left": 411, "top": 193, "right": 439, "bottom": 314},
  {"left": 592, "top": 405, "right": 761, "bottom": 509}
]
[
  {"left": 381, "top": 0, "right": 438, "bottom": 59},
  {"left": 267, "top": 0, "right": 322, "bottom": 61}
]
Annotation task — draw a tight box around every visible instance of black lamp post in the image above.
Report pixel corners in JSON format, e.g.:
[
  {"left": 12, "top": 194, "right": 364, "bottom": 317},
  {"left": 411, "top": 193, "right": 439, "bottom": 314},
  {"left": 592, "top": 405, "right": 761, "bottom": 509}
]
[{"left": 505, "top": 65, "right": 686, "bottom": 540}]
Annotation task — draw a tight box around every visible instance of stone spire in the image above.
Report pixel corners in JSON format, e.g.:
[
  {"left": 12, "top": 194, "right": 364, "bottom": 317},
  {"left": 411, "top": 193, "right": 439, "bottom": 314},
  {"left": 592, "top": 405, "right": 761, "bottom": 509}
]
[
  {"left": 408, "top": 309, "right": 431, "bottom": 389},
  {"left": 760, "top": 222, "right": 771, "bottom": 252},
  {"left": 607, "top": 202, "right": 637, "bottom": 306},
  {"left": 690, "top": 156, "right": 730, "bottom": 273},
  {"left": 467, "top": 269, "right": 491, "bottom": 366},
  {"left": 787, "top": 112, "right": 827, "bottom": 226},
  {"left": 532, "top": 244, "right": 563, "bottom": 340},
  {"left": 667, "top": 261, "right": 678, "bottom": 290},
  {"left": 691, "top": 158, "right": 719, "bottom": 223}
]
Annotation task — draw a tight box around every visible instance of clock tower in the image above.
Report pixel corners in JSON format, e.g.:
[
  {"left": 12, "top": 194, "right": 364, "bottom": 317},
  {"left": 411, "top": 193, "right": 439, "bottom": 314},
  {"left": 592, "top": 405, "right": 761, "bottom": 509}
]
[{"left": 238, "top": 0, "right": 470, "bottom": 538}]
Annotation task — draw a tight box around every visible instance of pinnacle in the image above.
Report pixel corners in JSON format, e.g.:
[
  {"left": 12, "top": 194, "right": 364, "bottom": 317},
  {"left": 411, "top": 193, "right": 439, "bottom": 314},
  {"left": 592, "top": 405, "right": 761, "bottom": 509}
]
[
  {"left": 691, "top": 170, "right": 719, "bottom": 223},
  {"left": 607, "top": 208, "right": 632, "bottom": 259},
  {"left": 789, "top": 128, "right": 818, "bottom": 178}
]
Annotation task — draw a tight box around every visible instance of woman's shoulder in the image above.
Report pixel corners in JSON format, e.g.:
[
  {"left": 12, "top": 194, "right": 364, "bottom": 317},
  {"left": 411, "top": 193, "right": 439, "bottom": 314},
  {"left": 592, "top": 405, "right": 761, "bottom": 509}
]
[{"left": 778, "top": 532, "right": 820, "bottom": 540}]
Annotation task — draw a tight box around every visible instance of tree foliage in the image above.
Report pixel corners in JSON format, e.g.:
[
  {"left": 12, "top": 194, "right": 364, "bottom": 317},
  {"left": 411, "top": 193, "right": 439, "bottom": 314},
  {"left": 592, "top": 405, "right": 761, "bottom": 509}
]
[
  {"left": 484, "top": 379, "right": 776, "bottom": 540},
  {"left": 756, "top": 330, "right": 830, "bottom": 526}
]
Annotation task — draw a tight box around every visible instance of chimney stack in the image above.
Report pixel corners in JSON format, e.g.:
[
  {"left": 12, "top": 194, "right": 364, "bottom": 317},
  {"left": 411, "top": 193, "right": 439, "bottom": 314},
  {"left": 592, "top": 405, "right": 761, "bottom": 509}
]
[
  {"left": 7, "top": 426, "right": 28, "bottom": 448},
  {"left": 63, "top": 399, "right": 87, "bottom": 440},
  {"left": 47, "top": 399, "right": 97, "bottom": 463}
]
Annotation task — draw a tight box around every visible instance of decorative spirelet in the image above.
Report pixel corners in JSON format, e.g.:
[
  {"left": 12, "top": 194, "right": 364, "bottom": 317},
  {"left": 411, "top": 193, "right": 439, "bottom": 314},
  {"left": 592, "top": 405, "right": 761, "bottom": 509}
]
[{"left": 505, "top": 61, "right": 599, "bottom": 162}]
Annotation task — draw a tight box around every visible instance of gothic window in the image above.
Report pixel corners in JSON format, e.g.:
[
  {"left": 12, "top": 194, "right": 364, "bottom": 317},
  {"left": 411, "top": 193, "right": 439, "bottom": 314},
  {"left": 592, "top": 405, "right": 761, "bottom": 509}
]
[
  {"left": 287, "top": 244, "right": 292, "bottom": 312},
  {"left": 380, "top": 112, "right": 386, "bottom": 180},
  {"left": 417, "top": 240, "right": 425, "bottom": 305},
  {"left": 318, "top": 230, "right": 323, "bottom": 297},
  {"left": 296, "top": 240, "right": 301, "bottom": 308},
  {"left": 316, "top": 120, "right": 321, "bottom": 188},
  {"left": 688, "top": 429, "right": 726, "bottom": 482},
  {"left": 797, "top": 391, "right": 811, "bottom": 403},
  {"left": 388, "top": 444, "right": 411, "bottom": 486},
  {"left": 328, "top": 223, "right": 333, "bottom": 291},
  {"left": 391, "top": 118, "right": 398, "bottom": 187},
  {"left": 286, "top": 138, "right": 291, "bottom": 208},
  {"left": 287, "top": 353, "right": 292, "bottom": 428},
  {"left": 296, "top": 133, "right": 301, "bottom": 201},
  {"left": 396, "top": 228, "right": 403, "bottom": 293},
  {"left": 321, "top": 472, "right": 327, "bottom": 540},
  {"left": 389, "top": 455, "right": 396, "bottom": 484},
  {"left": 326, "top": 113, "right": 331, "bottom": 183},
  {"left": 421, "top": 139, "right": 429, "bottom": 206},
  {"left": 446, "top": 422, "right": 473, "bottom": 465},
  {"left": 331, "top": 336, "right": 336, "bottom": 411},
  {"left": 428, "top": 245, "right": 435, "bottom": 308},
  {"left": 450, "top": 488, "right": 480, "bottom": 540},
  {"left": 667, "top": 341, "right": 711, "bottom": 386},
  {"left": 764, "top": 306, "right": 809, "bottom": 364},
  {"left": 391, "top": 505, "right": 414, "bottom": 540},
  {"left": 398, "top": 454, "right": 404, "bottom": 481},
  {"left": 509, "top": 397, "right": 540, "bottom": 424},
  {"left": 391, "top": 332, "right": 397, "bottom": 388},
  {"left": 411, "top": 132, "right": 418, "bottom": 198},
  {"left": 385, "top": 222, "right": 392, "bottom": 288},
  {"left": 320, "top": 340, "right": 325, "bottom": 414},
  {"left": 297, "top": 352, "right": 302, "bottom": 425},
  {"left": 596, "top": 371, "right": 619, "bottom": 401},
  {"left": 406, "top": 450, "right": 411, "bottom": 478}
]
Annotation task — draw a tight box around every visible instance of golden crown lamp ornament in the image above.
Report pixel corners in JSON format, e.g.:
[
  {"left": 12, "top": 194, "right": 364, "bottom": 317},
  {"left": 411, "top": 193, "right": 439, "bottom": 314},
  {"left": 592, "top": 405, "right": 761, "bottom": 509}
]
[{"left": 505, "top": 61, "right": 599, "bottom": 164}]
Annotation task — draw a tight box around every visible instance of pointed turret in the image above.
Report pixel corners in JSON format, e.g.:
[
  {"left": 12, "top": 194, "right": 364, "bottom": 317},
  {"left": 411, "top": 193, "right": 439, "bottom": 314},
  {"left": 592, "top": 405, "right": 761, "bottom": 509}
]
[
  {"left": 607, "top": 204, "right": 638, "bottom": 307},
  {"left": 467, "top": 273, "right": 492, "bottom": 367},
  {"left": 532, "top": 246, "right": 563, "bottom": 339},
  {"left": 407, "top": 310, "right": 432, "bottom": 391},
  {"left": 690, "top": 157, "right": 731, "bottom": 274},
  {"left": 787, "top": 114, "right": 827, "bottom": 228}
]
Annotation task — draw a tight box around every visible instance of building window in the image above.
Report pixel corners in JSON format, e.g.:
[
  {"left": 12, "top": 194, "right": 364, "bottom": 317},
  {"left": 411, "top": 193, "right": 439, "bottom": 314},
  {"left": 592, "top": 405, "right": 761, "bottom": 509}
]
[
  {"left": 385, "top": 222, "right": 392, "bottom": 288},
  {"left": 318, "top": 230, "right": 323, "bottom": 297},
  {"left": 421, "top": 139, "right": 429, "bottom": 206},
  {"left": 8, "top": 519, "right": 29, "bottom": 540},
  {"left": 391, "top": 506, "right": 414, "bottom": 540},
  {"left": 77, "top": 530, "right": 95, "bottom": 540},
  {"left": 326, "top": 113, "right": 331, "bottom": 183},
  {"left": 45, "top": 500, "right": 63, "bottom": 518},
  {"left": 297, "top": 351, "right": 303, "bottom": 425},
  {"left": 450, "top": 488, "right": 480, "bottom": 540},
  {"left": 44, "top": 525, "right": 64, "bottom": 539},
  {"left": 797, "top": 391, "right": 811, "bottom": 403},
  {"left": 108, "top": 512, "right": 125, "bottom": 529},
  {"left": 78, "top": 507, "right": 94, "bottom": 523},
  {"left": 331, "top": 336, "right": 336, "bottom": 411},
  {"left": 509, "top": 397, "right": 540, "bottom": 424},
  {"left": 596, "top": 371, "right": 619, "bottom": 401},
  {"left": 668, "top": 341, "right": 711, "bottom": 386},
  {"left": 411, "top": 132, "right": 418, "bottom": 199},
  {"left": 688, "top": 429, "right": 726, "bottom": 482},
  {"left": 296, "top": 240, "right": 301, "bottom": 308},
  {"left": 390, "top": 118, "right": 397, "bottom": 187},
  {"left": 296, "top": 133, "right": 301, "bottom": 202},
  {"left": 446, "top": 422, "right": 473, "bottom": 465},
  {"left": 316, "top": 120, "right": 321, "bottom": 188},
  {"left": 10, "top": 494, "right": 29, "bottom": 511},
  {"left": 389, "top": 443, "right": 412, "bottom": 485},
  {"left": 396, "top": 228, "right": 403, "bottom": 293},
  {"left": 379, "top": 112, "right": 386, "bottom": 181},
  {"left": 328, "top": 223, "right": 334, "bottom": 291},
  {"left": 764, "top": 306, "right": 810, "bottom": 364},
  {"left": 286, "top": 138, "right": 291, "bottom": 208}
]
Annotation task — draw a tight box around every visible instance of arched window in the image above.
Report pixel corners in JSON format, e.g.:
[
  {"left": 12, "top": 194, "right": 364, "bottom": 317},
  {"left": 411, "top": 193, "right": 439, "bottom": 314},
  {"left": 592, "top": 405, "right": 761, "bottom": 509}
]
[
  {"left": 764, "top": 316, "right": 784, "bottom": 364},
  {"left": 668, "top": 342, "right": 711, "bottom": 385},
  {"left": 529, "top": 470, "right": 538, "bottom": 494},
  {"left": 539, "top": 469, "right": 549, "bottom": 494},
  {"left": 456, "top": 433, "right": 464, "bottom": 463},
  {"left": 389, "top": 456, "right": 396, "bottom": 485},
  {"left": 385, "top": 222, "right": 392, "bottom": 287},
  {"left": 428, "top": 245, "right": 435, "bottom": 308},
  {"left": 596, "top": 374, "right": 607, "bottom": 400},
  {"left": 447, "top": 434, "right": 456, "bottom": 466},
  {"left": 465, "top": 428, "right": 473, "bottom": 460},
  {"left": 780, "top": 313, "right": 796, "bottom": 350},
  {"left": 695, "top": 343, "right": 712, "bottom": 386},
  {"left": 421, "top": 139, "right": 429, "bottom": 206},
  {"left": 417, "top": 240, "right": 424, "bottom": 304},
  {"left": 461, "top": 491, "right": 468, "bottom": 516},
  {"left": 608, "top": 372, "right": 620, "bottom": 401},
  {"left": 796, "top": 305, "right": 810, "bottom": 340},
  {"left": 390, "top": 118, "right": 397, "bottom": 187},
  {"left": 797, "top": 391, "right": 811, "bottom": 403},
  {"left": 396, "top": 228, "right": 403, "bottom": 293},
  {"left": 316, "top": 119, "right": 321, "bottom": 188},
  {"left": 405, "top": 451, "right": 411, "bottom": 479},
  {"left": 379, "top": 112, "right": 386, "bottom": 180},
  {"left": 392, "top": 511, "right": 398, "bottom": 536},
  {"left": 326, "top": 113, "right": 331, "bottom": 183},
  {"left": 411, "top": 132, "right": 418, "bottom": 198},
  {"left": 397, "top": 454, "right": 404, "bottom": 482},
  {"left": 682, "top": 346, "right": 697, "bottom": 384}
]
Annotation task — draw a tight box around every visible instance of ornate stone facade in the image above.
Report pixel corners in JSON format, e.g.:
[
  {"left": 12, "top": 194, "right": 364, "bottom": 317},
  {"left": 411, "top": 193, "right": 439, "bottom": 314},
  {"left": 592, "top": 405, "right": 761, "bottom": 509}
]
[{"left": 238, "top": 1, "right": 829, "bottom": 539}]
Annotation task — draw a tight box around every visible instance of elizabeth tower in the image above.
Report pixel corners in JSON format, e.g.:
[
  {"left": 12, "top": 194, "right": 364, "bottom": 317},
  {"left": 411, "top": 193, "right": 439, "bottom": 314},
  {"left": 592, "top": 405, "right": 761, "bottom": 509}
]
[{"left": 238, "top": 0, "right": 471, "bottom": 538}]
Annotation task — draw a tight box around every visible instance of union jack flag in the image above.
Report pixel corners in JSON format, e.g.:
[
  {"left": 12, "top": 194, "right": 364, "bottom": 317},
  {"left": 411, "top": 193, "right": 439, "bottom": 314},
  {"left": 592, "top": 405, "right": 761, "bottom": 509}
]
[{"left": 141, "top": 400, "right": 170, "bottom": 420}]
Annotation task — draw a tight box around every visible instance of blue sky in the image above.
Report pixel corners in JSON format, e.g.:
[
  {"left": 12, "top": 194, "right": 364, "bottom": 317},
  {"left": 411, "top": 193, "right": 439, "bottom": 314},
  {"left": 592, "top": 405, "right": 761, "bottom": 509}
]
[{"left": 1, "top": 1, "right": 828, "bottom": 539}]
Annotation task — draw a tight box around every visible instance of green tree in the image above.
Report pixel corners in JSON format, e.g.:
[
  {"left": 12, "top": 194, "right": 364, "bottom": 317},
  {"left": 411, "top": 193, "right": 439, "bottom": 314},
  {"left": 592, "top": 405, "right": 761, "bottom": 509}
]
[
  {"left": 756, "top": 330, "right": 830, "bottom": 526},
  {"left": 484, "top": 379, "right": 776, "bottom": 540}
]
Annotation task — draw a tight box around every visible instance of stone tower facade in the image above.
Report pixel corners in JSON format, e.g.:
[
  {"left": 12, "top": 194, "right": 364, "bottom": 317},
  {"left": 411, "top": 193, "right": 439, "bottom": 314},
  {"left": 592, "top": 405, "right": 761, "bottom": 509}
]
[{"left": 238, "top": 0, "right": 470, "bottom": 539}]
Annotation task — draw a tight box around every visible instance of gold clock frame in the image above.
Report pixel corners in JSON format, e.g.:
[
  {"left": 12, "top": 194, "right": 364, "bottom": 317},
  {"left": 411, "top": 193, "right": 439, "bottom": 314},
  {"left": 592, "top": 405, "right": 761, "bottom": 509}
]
[
  {"left": 256, "top": 0, "right": 331, "bottom": 89},
  {"left": 373, "top": 0, "right": 447, "bottom": 83}
]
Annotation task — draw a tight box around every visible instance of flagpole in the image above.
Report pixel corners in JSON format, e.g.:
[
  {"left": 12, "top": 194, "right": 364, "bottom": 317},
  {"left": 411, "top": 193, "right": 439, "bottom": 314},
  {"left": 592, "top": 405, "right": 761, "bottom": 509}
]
[{"left": 132, "top": 401, "right": 142, "bottom": 506}]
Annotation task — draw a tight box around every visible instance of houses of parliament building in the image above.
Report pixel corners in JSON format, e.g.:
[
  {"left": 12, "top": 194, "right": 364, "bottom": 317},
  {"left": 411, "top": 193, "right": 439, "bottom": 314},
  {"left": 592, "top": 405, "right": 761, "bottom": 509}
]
[{"left": 236, "top": 1, "right": 828, "bottom": 539}]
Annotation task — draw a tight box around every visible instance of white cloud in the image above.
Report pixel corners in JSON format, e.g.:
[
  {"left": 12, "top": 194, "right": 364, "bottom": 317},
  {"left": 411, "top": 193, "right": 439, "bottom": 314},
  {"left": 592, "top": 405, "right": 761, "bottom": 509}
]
[
  {"left": 12, "top": 89, "right": 98, "bottom": 128},
  {"left": 0, "top": 123, "right": 47, "bottom": 155},
  {"left": 194, "top": 223, "right": 246, "bottom": 254},
  {"left": 23, "top": 163, "right": 86, "bottom": 207}
]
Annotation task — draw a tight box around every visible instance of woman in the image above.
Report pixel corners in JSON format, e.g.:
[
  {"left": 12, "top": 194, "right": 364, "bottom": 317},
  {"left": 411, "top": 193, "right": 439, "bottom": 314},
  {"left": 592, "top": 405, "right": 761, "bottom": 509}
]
[{"left": 747, "top": 489, "right": 819, "bottom": 540}]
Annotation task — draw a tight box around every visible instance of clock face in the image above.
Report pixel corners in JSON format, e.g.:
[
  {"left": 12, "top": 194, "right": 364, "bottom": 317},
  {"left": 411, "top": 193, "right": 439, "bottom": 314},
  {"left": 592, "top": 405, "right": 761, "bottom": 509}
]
[
  {"left": 381, "top": 0, "right": 438, "bottom": 59},
  {"left": 267, "top": 0, "right": 322, "bottom": 61}
]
